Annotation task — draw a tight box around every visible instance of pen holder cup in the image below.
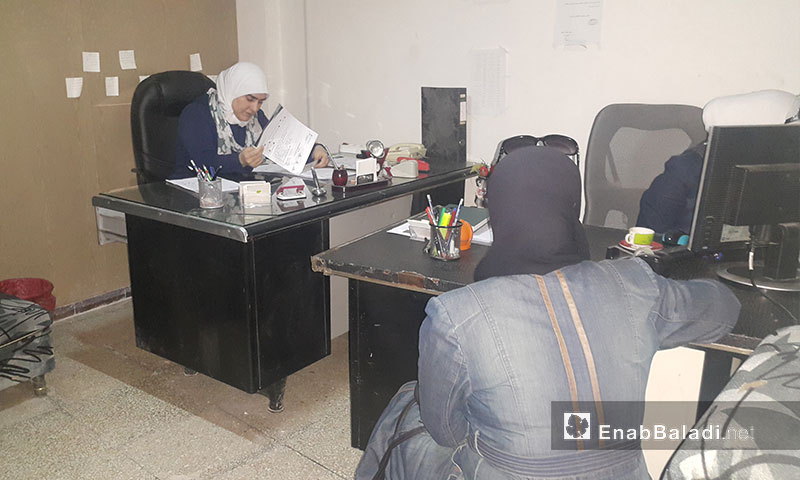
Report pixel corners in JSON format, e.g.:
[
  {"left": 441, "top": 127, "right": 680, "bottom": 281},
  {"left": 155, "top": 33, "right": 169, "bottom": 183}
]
[
  {"left": 198, "top": 178, "right": 224, "bottom": 209},
  {"left": 426, "top": 221, "right": 462, "bottom": 261}
]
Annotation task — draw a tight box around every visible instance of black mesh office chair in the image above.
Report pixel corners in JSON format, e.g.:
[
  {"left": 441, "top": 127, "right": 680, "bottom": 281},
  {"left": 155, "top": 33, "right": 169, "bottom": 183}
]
[
  {"left": 582, "top": 104, "right": 707, "bottom": 229},
  {"left": 130, "top": 71, "right": 215, "bottom": 184}
]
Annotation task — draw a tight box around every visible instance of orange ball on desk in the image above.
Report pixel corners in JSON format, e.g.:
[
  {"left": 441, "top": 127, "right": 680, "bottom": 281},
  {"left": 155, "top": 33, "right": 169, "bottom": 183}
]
[{"left": 460, "top": 220, "right": 474, "bottom": 251}]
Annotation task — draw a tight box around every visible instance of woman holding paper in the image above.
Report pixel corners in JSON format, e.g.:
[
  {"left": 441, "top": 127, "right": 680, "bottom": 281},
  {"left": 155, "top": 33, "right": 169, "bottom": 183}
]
[{"left": 172, "top": 62, "right": 329, "bottom": 179}]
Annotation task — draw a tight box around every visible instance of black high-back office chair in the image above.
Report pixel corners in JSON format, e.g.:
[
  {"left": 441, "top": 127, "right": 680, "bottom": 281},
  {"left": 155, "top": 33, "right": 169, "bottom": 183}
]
[
  {"left": 582, "top": 104, "right": 707, "bottom": 229},
  {"left": 130, "top": 71, "right": 215, "bottom": 184}
]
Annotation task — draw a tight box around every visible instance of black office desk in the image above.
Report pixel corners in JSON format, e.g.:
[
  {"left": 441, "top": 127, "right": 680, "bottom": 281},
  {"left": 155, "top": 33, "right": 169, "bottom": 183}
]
[
  {"left": 91, "top": 164, "right": 471, "bottom": 396},
  {"left": 311, "top": 223, "right": 798, "bottom": 449}
]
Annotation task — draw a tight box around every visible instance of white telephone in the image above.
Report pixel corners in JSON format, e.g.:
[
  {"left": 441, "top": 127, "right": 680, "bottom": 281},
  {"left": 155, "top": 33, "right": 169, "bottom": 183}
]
[{"left": 386, "top": 143, "right": 426, "bottom": 165}]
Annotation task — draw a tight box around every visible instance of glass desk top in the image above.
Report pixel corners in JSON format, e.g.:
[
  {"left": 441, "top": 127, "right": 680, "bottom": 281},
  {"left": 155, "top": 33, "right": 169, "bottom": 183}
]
[{"left": 93, "top": 165, "right": 474, "bottom": 242}]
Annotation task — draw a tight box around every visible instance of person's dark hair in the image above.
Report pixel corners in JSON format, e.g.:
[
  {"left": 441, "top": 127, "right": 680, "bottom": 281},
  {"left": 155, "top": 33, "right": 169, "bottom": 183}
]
[{"left": 474, "top": 146, "right": 589, "bottom": 281}]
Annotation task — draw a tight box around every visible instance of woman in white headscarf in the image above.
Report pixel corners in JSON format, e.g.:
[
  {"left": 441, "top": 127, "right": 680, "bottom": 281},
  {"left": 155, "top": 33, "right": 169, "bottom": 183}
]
[
  {"left": 637, "top": 89, "right": 800, "bottom": 233},
  {"left": 173, "top": 62, "right": 329, "bottom": 178}
]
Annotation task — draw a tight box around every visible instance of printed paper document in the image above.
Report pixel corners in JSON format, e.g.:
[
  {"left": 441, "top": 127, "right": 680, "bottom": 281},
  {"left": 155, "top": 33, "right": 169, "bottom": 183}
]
[{"left": 257, "top": 105, "right": 318, "bottom": 175}]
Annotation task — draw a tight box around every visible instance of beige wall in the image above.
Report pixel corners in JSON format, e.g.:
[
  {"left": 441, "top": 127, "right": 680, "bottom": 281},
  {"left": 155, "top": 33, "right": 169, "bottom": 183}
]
[{"left": 0, "top": 0, "right": 239, "bottom": 306}]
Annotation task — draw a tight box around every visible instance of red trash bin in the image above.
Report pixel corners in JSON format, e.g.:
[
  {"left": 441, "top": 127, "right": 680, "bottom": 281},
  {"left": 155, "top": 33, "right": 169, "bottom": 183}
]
[{"left": 0, "top": 278, "right": 56, "bottom": 311}]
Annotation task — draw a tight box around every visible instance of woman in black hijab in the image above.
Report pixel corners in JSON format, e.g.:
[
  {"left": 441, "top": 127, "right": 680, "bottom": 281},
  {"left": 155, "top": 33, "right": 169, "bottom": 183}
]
[
  {"left": 475, "top": 145, "right": 589, "bottom": 280},
  {"left": 356, "top": 144, "right": 738, "bottom": 480}
]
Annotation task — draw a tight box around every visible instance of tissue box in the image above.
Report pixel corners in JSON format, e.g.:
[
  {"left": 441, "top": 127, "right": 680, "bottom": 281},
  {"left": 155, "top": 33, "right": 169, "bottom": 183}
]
[{"left": 239, "top": 181, "right": 271, "bottom": 207}]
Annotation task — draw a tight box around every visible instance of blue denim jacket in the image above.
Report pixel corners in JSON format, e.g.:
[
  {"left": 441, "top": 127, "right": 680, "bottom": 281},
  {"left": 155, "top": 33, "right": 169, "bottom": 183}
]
[{"left": 357, "top": 257, "right": 740, "bottom": 480}]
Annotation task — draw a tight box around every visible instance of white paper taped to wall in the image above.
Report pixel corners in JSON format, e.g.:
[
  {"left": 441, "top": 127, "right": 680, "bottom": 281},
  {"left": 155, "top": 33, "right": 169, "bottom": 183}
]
[
  {"left": 82, "top": 52, "right": 100, "bottom": 72},
  {"left": 468, "top": 47, "right": 507, "bottom": 117},
  {"left": 65, "top": 77, "right": 83, "bottom": 99},
  {"left": 554, "top": 0, "right": 604, "bottom": 48},
  {"left": 190, "top": 53, "right": 203, "bottom": 71},
  {"left": 119, "top": 50, "right": 137, "bottom": 70},
  {"left": 105, "top": 77, "right": 119, "bottom": 97}
]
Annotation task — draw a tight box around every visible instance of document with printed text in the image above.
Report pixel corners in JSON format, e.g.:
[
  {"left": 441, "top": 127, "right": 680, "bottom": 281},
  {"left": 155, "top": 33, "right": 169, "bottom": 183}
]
[{"left": 257, "top": 105, "right": 318, "bottom": 175}]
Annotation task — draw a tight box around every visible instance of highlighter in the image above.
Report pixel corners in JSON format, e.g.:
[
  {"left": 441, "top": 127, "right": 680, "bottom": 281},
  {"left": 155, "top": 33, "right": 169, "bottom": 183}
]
[{"left": 438, "top": 209, "right": 452, "bottom": 238}]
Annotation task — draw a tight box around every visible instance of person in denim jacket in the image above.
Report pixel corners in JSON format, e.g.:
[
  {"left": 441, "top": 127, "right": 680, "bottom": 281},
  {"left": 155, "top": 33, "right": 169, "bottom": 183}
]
[{"left": 356, "top": 146, "right": 740, "bottom": 480}]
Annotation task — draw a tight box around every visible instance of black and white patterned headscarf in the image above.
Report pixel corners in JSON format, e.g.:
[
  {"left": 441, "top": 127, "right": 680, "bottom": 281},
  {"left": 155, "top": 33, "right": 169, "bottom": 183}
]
[{"left": 207, "top": 62, "right": 268, "bottom": 155}]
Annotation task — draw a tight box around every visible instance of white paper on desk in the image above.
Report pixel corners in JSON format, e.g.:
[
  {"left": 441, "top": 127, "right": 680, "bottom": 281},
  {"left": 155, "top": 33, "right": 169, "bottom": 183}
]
[
  {"left": 254, "top": 164, "right": 333, "bottom": 181},
  {"left": 331, "top": 153, "right": 358, "bottom": 170},
  {"left": 300, "top": 167, "right": 334, "bottom": 181},
  {"left": 471, "top": 226, "right": 493, "bottom": 246},
  {"left": 166, "top": 177, "right": 239, "bottom": 193},
  {"left": 257, "top": 105, "right": 318, "bottom": 175},
  {"left": 387, "top": 222, "right": 412, "bottom": 237},
  {"left": 252, "top": 161, "right": 292, "bottom": 175}
]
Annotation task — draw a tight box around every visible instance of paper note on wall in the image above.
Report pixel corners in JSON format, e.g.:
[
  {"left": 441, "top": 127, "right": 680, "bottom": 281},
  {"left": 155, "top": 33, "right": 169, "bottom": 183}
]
[
  {"left": 82, "top": 51, "right": 100, "bottom": 72},
  {"left": 468, "top": 47, "right": 507, "bottom": 116},
  {"left": 190, "top": 53, "right": 203, "bottom": 72},
  {"left": 105, "top": 77, "right": 119, "bottom": 96},
  {"left": 138, "top": 75, "right": 150, "bottom": 83},
  {"left": 554, "top": 0, "right": 603, "bottom": 48},
  {"left": 119, "top": 50, "right": 137, "bottom": 70},
  {"left": 65, "top": 77, "right": 83, "bottom": 98}
]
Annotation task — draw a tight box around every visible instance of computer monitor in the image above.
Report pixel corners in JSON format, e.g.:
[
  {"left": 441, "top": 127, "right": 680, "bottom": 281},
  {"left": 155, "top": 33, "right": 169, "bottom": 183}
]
[{"left": 688, "top": 124, "right": 800, "bottom": 291}]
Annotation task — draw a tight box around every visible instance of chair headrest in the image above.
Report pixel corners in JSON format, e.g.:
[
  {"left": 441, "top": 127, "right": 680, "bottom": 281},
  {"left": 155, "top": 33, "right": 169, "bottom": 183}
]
[{"left": 130, "top": 71, "right": 215, "bottom": 183}]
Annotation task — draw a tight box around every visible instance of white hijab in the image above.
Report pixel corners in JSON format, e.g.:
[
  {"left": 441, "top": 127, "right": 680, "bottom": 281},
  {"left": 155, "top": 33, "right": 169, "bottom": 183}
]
[
  {"left": 703, "top": 89, "right": 800, "bottom": 131},
  {"left": 215, "top": 62, "right": 269, "bottom": 127},
  {"left": 207, "top": 62, "right": 269, "bottom": 155}
]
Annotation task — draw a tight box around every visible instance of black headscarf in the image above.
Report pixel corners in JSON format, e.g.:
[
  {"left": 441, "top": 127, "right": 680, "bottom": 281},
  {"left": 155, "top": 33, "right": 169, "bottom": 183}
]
[{"left": 474, "top": 146, "right": 590, "bottom": 281}]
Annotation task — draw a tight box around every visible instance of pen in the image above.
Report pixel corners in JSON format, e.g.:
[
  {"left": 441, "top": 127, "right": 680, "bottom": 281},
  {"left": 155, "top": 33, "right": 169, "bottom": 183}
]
[
  {"left": 424, "top": 207, "right": 436, "bottom": 225},
  {"left": 426, "top": 194, "right": 437, "bottom": 223},
  {"left": 425, "top": 206, "right": 445, "bottom": 254},
  {"left": 452, "top": 198, "right": 464, "bottom": 226}
]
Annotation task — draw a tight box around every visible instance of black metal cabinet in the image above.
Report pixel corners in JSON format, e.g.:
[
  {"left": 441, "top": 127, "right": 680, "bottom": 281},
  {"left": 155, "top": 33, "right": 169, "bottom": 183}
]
[{"left": 127, "top": 215, "right": 330, "bottom": 392}]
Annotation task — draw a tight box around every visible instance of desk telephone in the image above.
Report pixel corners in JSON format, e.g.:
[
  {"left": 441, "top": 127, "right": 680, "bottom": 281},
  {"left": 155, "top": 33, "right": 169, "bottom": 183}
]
[{"left": 386, "top": 143, "right": 426, "bottom": 165}]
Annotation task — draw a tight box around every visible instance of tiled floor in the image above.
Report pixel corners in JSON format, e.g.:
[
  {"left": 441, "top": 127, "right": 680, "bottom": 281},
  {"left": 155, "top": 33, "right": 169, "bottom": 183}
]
[{"left": 0, "top": 299, "right": 364, "bottom": 479}]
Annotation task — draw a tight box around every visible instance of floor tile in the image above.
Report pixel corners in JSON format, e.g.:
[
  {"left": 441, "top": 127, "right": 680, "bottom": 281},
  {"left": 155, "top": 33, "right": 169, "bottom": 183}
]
[
  {"left": 0, "top": 408, "right": 154, "bottom": 480},
  {"left": 0, "top": 383, "right": 59, "bottom": 429},
  {"left": 122, "top": 415, "right": 262, "bottom": 479},
  {"left": 0, "top": 299, "right": 361, "bottom": 479},
  {"left": 286, "top": 407, "right": 365, "bottom": 478},
  {"left": 211, "top": 444, "right": 342, "bottom": 480}
]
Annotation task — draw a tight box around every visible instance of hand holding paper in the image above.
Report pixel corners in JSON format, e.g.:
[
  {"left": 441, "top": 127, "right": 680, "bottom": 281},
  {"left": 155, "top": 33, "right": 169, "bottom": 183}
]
[
  {"left": 239, "top": 146, "right": 265, "bottom": 168},
  {"left": 257, "top": 105, "right": 318, "bottom": 175}
]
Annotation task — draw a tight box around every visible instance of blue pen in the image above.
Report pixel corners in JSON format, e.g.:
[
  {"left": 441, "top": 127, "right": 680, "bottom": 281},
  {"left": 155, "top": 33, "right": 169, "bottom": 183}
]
[
  {"left": 452, "top": 198, "right": 464, "bottom": 225},
  {"left": 208, "top": 166, "right": 216, "bottom": 180}
]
